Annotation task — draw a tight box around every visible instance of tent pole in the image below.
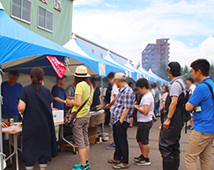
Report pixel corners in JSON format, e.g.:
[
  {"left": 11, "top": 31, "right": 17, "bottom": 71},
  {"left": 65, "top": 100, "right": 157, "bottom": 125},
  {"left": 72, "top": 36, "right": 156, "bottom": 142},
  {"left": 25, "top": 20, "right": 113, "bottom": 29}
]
[
  {"left": 101, "top": 78, "right": 104, "bottom": 106},
  {"left": 101, "top": 77, "right": 105, "bottom": 135},
  {"left": 0, "top": 70, "right": 3, "bottom": 170}
]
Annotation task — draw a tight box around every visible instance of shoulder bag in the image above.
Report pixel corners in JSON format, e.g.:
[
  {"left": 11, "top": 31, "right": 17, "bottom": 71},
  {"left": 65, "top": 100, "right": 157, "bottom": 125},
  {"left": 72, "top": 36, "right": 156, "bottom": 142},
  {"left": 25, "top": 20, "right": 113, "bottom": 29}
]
[{"left": 65, "top": 86, "right": 92, "bottom": 127}]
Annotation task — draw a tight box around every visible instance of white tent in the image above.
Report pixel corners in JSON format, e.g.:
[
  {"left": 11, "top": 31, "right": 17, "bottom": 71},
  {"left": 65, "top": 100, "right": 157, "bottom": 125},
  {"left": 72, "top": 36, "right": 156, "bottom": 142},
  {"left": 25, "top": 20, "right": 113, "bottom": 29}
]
[
  {"left": 125, "top": 61, "right": 144, "bottom": 80},
  {"left": 104, "top": 51, "right": 137, "bottom": 81},
  {"left": 63, "top": 34, "right": 125, "bottom": 77},
  {"left": 138, "top": 67, "right": 156, "bottom": 81}
]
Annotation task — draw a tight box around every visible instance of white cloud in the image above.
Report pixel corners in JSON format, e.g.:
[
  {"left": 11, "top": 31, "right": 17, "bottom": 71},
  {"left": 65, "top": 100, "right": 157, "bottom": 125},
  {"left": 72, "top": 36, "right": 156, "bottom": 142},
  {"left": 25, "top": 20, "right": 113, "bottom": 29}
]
[
  {"left": 72, "top": 0, "right": 214, "bottom": 67},
  {"left": 73, "top": 0, "right": 103, "bottom": 6},
  {"left": 103, "top": 3, "right": 118, "bottom": 8},
  {"left": 170, "top": 36, "right": 214, "bottom": 67}
]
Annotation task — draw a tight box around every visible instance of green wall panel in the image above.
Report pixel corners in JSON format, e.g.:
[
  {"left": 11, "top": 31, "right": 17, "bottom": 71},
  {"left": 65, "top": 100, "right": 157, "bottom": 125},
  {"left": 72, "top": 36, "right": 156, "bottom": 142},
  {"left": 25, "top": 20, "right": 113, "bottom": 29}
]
[{"left": 1, "top": 0, "right": 73, "bottom": 45}]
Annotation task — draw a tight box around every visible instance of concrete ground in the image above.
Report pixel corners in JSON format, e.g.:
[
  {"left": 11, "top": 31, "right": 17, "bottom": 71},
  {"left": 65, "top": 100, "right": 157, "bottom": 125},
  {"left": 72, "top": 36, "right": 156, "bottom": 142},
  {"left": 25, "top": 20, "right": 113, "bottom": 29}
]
[{"left": 5, "top": 118, "right": 214, "bottom": 170}]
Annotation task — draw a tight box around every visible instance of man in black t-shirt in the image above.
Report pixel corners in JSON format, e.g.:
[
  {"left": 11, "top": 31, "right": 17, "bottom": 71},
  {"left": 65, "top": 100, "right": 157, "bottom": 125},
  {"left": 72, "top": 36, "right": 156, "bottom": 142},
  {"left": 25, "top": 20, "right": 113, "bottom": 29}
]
[
  {"left": 91, "top": 77, "right": 102, "bottom": 109},
  {"left": 52, "top": 75, "right": 67, "bottom": 110}
]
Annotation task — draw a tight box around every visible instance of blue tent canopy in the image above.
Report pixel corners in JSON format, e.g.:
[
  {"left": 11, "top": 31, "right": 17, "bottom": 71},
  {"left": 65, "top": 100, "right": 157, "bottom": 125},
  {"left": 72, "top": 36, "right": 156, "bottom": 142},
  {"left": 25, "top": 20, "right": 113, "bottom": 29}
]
[
  {"left": 63, "top": 36, "right": 125, "bottom": 77},
  {"left": 0, "top": 8, "right": 99, "bottom": 76},
  {"left": 104, "top": 52, "right": 137, "bottom": 81},
  {"left": 138, "top": 66, "right": 157, "bottom": 82},
  {"left": 125, "top": 61, "right": 144, "bottom": 80}
]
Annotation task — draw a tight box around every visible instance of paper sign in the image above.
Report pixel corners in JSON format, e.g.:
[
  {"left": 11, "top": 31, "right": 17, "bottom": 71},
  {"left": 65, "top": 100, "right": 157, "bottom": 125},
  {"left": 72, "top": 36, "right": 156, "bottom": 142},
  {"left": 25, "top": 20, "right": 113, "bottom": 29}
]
[{"left": 99, "top": 63, "right": 106, "bottom": 76}]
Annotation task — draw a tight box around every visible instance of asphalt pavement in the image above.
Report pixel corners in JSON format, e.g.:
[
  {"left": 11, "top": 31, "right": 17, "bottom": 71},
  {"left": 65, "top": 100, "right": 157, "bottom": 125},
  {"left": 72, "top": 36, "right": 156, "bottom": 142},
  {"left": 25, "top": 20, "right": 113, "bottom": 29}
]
[{"left": 5, "top": 118, "right": 214, "bottom": 170}]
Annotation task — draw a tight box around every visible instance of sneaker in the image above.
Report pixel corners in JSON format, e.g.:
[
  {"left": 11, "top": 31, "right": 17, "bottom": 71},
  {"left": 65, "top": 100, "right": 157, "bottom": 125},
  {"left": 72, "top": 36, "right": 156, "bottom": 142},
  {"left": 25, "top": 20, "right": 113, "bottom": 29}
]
[
  {"left": 106, "top": 144, "right": 116, "bottom": 150},
  {"left": 135, "top": 159, "right": 151, "bottom": 166},
  {"left": 134, "top": 155, "right": 144, "bottom": 162},
  {"left": 108, "top": 159, "right": 121, "bottom": 164},
  {"left": 74, "top": 162, "right": 90, "bottom": 169},
  {"left": 113, "top": 163, "right": 129, "bottom": 169},
  {"left": 72, "top": 165, "right": 90, "bottom": 170}
]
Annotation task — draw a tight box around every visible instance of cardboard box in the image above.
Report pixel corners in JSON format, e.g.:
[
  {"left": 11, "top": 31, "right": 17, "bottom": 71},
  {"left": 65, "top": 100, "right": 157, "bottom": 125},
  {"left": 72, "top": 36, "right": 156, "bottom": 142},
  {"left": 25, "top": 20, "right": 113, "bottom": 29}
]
[
  {"left": 88, "top": 126, "right": 98, "bottom": 144},
  {"left": 52, "top": 110, "right": 64, "bottom": 123}
]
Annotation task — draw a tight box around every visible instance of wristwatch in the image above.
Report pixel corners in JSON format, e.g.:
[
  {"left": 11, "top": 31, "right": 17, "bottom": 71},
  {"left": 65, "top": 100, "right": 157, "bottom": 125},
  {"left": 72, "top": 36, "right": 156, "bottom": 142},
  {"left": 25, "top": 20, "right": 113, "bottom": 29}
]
[{"left": 167, "top": 116, "right": 172, "bottom": 120}]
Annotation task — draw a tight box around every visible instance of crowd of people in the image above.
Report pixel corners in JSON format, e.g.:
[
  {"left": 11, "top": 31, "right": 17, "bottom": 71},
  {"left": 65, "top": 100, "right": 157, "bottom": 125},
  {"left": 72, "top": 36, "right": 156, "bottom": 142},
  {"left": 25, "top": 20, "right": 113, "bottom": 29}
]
[
  {"left": 1, "top": 58, "right": 214, "bottom": 170},
  {"left": 104, "top": 59, "right": 214, "bottom": 170}
]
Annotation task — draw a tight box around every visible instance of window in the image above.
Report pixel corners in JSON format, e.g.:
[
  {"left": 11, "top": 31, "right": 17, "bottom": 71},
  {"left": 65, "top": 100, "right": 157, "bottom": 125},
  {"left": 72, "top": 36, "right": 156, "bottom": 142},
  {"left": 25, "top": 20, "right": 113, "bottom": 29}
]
[
  {"left": 40, "top": 0, "right": 48, "bottom": 3},
  {"left": 11, "top": 0, "right": 31, "bottom": 23},
  {"left": 54, "top": 0, "right": 62, "bottom": 11},
  {"left": 38, "top": 6, "right": 53, "bottom": 32}
]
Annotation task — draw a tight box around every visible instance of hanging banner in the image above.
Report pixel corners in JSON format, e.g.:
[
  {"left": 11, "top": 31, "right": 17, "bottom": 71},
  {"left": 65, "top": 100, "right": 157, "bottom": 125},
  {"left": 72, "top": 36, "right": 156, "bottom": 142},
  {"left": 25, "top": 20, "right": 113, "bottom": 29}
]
[
  {"left": 46, "top": 56, "right": 66, "bottom": 78},
  {"left": 98, "top": 63, "right": 106, "bottom": 77}
]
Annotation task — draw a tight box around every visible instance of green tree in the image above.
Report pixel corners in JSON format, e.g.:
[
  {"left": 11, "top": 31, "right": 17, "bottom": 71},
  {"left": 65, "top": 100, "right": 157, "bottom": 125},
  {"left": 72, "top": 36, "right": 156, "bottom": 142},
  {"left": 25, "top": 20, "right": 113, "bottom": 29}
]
[
  {"left": 209, "top": 63, "right": 214, "bottom": 80},
  {"left": 182, "top": 65, "right": 191, "bottom": 80},
  {"left": 155, "top": 63, "right": 170, "bottom": 81}
]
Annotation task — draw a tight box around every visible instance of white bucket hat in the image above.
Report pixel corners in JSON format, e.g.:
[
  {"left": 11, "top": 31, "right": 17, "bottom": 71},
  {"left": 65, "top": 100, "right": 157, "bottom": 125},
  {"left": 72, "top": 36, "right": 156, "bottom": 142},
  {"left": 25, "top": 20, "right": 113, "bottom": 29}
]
[{"left": 74, "top": 65, "right": 90, "bottom": 78}]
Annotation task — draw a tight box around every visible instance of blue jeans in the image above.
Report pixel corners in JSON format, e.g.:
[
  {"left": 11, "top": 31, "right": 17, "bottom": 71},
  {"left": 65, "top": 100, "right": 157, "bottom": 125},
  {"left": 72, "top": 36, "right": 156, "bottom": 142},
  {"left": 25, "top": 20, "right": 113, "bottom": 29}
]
[
  {"left": 155, "top": 108, "right": 160, "bottom": 116},
  {"left": 2, "top": 115, "right": 19, "bottom": 122},
  {"left": 111, "top": 123, "right": 116, "bottom": 147}
]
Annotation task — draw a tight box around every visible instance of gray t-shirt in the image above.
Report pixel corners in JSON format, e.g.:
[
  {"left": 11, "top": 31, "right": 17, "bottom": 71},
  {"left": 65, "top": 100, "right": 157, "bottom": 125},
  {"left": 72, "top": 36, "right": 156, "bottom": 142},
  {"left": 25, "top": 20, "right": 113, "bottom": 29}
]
[
  {"left": 154, "top": 88, "right": 160, "bottom": 102},
  {"left": 170, "top": 77, "right": 185, "bottom": 97},
  {"left": 65, "top": 85, "right": 75, "bottom": 98}
]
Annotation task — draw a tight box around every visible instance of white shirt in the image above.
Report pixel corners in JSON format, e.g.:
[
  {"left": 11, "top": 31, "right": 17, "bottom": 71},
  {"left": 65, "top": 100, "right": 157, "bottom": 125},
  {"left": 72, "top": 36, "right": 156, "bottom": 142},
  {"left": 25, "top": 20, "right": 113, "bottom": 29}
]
[
  {"left": 151, "top": 89, "right": 156, "bottom": 98},
  {"left": 189, "top": 84, "right": 196, "bottom": 94},
  {"left": 137, "top": 92, "right": 154, "bottom": 122},
  {"left": 110, "top": 83, "right": 119, "bottom": 111}
]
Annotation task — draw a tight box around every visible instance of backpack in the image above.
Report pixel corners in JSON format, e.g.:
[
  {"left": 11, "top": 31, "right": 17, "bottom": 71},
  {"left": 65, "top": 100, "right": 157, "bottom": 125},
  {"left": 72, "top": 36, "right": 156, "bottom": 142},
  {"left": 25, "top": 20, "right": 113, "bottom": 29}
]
[
  {"left": 176, "top": 81, "right": 192, "bottom": 134},
  {"left": 162, "top": 80, "right": 191, "bottom": 134},
  {"left": 176, "top": 81, "right": 192, "bottom": 122}
]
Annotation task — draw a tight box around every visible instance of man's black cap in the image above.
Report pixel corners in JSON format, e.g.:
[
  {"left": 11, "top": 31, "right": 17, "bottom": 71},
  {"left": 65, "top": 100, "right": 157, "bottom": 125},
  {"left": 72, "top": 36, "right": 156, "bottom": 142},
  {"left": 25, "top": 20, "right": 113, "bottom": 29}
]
[{"left": 168, "top": 62, "right": 181, "bottom": 75}]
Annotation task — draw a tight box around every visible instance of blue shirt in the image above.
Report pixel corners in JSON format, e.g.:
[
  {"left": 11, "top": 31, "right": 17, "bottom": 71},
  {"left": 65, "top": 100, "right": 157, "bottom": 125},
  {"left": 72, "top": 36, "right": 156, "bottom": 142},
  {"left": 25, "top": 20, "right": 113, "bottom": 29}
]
[
  {"left": 111, "top": 84, "right": 135, "bottom": 125},
  {"left": 189, "top": 77, "right": 214, "bottom": 133},
  {"left": 2, "top": 81, "right": 23, "bottom": 116},
  {"left": 51, "top": 85, "right": 65, "bottom": 110}
]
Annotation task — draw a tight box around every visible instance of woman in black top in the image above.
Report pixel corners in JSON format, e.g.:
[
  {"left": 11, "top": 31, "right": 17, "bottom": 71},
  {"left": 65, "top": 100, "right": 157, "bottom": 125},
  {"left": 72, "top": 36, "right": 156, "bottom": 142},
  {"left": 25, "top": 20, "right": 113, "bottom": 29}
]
[{"left": 18, "top": 67, "right": 58, "bottom": 170}]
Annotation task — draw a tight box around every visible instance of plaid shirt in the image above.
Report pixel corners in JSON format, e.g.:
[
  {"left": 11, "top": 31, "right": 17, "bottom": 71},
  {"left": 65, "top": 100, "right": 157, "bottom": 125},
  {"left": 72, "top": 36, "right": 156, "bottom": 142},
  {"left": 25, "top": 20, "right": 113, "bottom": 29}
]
[{"left": 111, "top": 84, "right": 135, "bottom": 125}]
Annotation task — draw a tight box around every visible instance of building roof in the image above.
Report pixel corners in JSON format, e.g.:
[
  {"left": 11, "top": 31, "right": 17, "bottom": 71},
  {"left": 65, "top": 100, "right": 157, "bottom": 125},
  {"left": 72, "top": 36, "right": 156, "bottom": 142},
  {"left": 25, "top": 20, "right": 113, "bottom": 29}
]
[{"left": 74, "top": 33, "right": 131, "bottom": 62}]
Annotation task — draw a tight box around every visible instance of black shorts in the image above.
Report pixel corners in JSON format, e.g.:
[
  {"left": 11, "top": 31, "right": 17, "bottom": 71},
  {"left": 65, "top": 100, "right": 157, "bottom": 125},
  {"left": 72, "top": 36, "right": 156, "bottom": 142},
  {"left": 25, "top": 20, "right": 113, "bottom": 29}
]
[{"left": 136, "top": 121, "right": 153, "bottom": 145}]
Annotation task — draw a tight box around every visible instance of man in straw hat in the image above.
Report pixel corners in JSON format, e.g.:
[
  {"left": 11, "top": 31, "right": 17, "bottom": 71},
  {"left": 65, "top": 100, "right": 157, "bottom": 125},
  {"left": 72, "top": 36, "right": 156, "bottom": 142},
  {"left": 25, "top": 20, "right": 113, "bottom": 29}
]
[{"left": 108, "top": 72, "right": 135, "bottom": 169}]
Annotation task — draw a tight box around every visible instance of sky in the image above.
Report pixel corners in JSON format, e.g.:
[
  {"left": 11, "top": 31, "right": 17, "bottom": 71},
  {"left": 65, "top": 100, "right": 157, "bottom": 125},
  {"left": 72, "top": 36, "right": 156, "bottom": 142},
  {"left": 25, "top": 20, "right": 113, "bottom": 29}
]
[{"left": 72, "top": 0, "right": 214, "bottom": 67}]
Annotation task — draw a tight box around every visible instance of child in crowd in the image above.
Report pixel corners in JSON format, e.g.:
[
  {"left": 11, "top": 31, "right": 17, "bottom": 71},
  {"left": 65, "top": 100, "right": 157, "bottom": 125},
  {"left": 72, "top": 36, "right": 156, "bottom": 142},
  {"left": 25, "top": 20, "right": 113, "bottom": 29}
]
[{"left": 134, "top": 78, "right": 154, "bottom": 166}]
